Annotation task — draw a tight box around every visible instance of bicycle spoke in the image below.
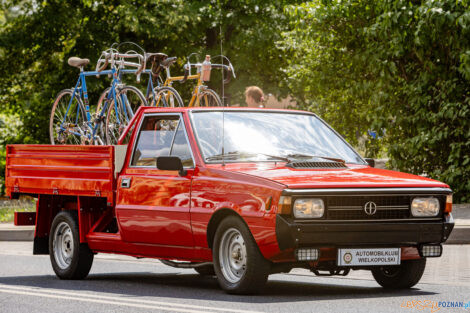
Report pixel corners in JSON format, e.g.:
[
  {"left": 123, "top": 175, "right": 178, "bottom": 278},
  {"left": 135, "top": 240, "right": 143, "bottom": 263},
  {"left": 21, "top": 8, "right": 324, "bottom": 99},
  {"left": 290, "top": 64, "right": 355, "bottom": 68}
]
[{"left": 50, "top": 90, "right": 86, "bottom": 144}]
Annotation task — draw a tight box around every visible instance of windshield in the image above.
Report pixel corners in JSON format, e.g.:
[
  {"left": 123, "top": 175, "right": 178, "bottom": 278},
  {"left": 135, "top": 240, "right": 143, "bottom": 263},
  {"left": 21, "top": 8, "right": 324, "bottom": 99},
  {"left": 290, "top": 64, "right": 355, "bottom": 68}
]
[{"left": 191, "top": 111, "right": 365, "bottom": 164}]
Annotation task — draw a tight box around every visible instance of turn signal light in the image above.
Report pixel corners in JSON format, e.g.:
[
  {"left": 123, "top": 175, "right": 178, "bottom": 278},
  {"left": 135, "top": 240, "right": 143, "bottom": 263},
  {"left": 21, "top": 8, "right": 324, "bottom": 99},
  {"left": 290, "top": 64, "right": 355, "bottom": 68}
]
[
  {"left": 278, "top": 196, "right": 292, "bottom": 215},
  {"left": 445, "top": 194, "right": 452, "bottom": 213}
]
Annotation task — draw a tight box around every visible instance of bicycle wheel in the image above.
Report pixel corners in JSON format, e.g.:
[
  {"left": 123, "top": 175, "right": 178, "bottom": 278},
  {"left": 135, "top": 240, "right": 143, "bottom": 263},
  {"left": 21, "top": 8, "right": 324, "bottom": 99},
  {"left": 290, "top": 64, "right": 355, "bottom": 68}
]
[
  {"left": 153, "top": 86, "right": 184, "bottom": 107},
  {"left": 95, "top": 87, "right": 112, "bottom": 144},
  {"left": 197, "top": 88, "right": 223, "bottom": 107},
  {"left": 104, "top": 86, "right": 146, "bottom": 145},
  {"left": 50, "top": 89, "right": 87, "bottom": 145},
  {"left": 118, "top": 85, "right": 147, "bottom": 116}
]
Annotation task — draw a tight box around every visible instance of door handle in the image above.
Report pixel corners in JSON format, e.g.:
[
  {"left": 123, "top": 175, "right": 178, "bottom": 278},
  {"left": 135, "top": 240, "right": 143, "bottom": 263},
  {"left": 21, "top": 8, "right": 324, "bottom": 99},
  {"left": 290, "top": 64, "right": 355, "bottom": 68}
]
[{"left": 121, "top": 178, "right": 131, "bottom": 188}]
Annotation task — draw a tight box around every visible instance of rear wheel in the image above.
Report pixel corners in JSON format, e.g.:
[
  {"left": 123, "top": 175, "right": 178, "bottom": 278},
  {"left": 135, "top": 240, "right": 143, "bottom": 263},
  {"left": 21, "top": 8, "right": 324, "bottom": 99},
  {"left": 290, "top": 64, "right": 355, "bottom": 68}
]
[
  {"left": 105, "top": 86, "right": 146, "bottom": 144},
  {"left": 49, "top": 211, "right": 94, "bottom": 279},
  {"left": 197, "top": 88, "right": 222, "bottom": 107},
  {"left": 152, "top": 86, "right": 184, "bottom": 107},
  {"left": 50, "top": 89, "right": 86, "bottom": 145},
  {"left": 117, "top": 85, "right": 147, "bottom": 115},
  {"left": 213, "top": 216, "right": 270, "bottom": 294},
  {"left": 371, "top": 258, "right": 426, "bottom": 289},
  {"left": 95, "top": 87, "right": 112, "bottom": 143}
]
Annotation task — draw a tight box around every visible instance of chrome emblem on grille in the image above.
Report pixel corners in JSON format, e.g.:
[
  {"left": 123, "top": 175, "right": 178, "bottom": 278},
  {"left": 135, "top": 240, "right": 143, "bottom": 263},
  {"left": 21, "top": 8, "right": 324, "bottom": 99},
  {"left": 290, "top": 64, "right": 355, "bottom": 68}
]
[{"left": 364, "top": 201, "right": 377, "bottom": 215}]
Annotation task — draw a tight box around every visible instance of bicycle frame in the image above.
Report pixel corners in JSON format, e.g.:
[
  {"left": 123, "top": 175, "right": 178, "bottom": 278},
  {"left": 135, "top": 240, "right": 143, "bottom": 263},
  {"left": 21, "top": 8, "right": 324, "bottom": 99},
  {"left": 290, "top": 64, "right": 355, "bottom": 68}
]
[
  {"left": 62, "top": 67, "right": 127, "bottom": 143},
  {"left": 162, "top": 71, "right": 202, "bottom": 107},
  {"left": 119, "top": 69, "right": 155, "bottom": 100}
]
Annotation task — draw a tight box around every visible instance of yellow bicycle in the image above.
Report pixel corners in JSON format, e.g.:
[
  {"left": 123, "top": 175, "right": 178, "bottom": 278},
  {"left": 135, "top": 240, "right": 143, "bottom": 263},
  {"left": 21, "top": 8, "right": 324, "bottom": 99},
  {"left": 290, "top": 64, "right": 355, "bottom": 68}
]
[{"left": 152, "top": 53, "right": 235, "bottom": 107}]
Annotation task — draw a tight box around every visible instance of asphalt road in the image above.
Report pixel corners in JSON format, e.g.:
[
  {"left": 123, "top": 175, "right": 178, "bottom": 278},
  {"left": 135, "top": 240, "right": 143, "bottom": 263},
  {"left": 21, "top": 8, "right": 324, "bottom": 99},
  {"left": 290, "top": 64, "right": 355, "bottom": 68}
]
[{"left": 0, "top": 242, "right": 469, "bottom": 313}]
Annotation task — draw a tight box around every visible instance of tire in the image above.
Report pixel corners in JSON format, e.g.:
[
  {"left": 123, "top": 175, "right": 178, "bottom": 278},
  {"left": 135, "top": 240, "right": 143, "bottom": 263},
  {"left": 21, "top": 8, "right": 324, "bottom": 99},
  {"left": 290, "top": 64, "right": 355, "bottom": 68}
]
[
  {"left": 152, "top": 86, "right": 184, "bottom": 107},
  {"left": 194, "top": 264, "right": 216, "bottom": 276},
  {"left": 105, "top": 85, "right": 146, "bottom": 145},
  {"left": 117, "top": 85, "right": 147, "bottom": 116},
  {"left": 94, "top": 87, "right": 112, "bottom": 143},
  {"left": 213, "top": 215, "right": 270, "bottom": 294},
  {"left": 49, "top": 211, "right": 94, "bottom": 280},
  {"left": 197, "top": 88, "right": 223, "bottom": 107},
  {"left": 371, "top": 258, "right": 426, "bottom": 289},
  {"left": 50, "top": 89, "right": 86, "bottom": 145}
]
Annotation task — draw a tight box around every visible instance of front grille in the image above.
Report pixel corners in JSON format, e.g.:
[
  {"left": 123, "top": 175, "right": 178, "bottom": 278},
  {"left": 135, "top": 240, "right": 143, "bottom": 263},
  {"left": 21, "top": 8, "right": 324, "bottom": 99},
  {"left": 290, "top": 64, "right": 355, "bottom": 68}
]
[
  {"left": 326, "top": 195, "right": 411, "bottom": 220},
  {"left": 321, "top": 194, "right": 444, "bottom": 220},
  {"left": 328, "top": 208, "right": 409, "bottom": 220}
]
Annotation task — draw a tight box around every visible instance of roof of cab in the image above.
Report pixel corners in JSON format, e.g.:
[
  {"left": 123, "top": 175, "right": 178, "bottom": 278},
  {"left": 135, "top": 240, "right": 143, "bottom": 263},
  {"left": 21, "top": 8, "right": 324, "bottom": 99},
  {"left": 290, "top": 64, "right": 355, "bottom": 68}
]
[{"left": 136, "top": 106, "right": 304, "bottom": 114}]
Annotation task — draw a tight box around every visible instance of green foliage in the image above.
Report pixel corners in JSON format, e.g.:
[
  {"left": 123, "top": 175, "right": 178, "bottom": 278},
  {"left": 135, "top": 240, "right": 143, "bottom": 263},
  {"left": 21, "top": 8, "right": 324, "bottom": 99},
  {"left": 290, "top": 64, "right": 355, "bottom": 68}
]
[
  {"left": 0, "top": 113, "right": 22, "bottom": 193},
  {"left": 281, "top": 0, "right": 470, "bottom": 202},
  {"left": 2, "top": 0, "right": 469, "bottom": 202}
]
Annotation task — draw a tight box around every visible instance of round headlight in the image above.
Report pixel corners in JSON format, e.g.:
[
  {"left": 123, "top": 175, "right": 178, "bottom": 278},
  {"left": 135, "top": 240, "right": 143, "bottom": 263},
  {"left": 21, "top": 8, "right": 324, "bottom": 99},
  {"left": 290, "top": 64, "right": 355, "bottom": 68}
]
[
  {"left": 293, "top": 198, "right": 324, "bottom": 218},
  {"left": 411, "top": 197, "right": 440, "bottom": 217}
]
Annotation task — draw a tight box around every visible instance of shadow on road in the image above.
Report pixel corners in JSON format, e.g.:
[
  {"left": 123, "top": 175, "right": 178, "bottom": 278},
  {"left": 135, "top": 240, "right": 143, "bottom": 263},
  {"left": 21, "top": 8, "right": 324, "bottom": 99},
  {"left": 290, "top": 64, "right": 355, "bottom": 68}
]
[{"left": 0, "top": 272, "right": 437, "bottom": 303}]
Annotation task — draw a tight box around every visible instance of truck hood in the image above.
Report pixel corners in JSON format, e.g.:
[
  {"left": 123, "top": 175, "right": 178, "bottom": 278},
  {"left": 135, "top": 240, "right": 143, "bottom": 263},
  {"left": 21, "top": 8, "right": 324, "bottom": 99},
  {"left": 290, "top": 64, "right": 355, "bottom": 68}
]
[{"left": 210, "top": 163, "right": 449, "bottom": 189}]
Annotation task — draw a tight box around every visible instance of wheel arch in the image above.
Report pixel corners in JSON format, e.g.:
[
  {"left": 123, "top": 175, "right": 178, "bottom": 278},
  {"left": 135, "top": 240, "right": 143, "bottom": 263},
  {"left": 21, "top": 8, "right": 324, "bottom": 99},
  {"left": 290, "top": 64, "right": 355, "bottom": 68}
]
[
  {"left": 34, "top": 195, "right": 79, "bottom": 255},
  {"left": 206, "top": 208, "right": 249, "bottom": 249}
]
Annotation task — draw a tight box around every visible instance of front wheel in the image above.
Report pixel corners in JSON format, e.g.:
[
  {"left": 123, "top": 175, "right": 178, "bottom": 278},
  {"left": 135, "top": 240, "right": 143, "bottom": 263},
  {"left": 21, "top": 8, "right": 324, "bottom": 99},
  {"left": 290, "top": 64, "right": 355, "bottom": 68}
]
[
  {"left": 213, "top": 216, "right": 270, "bottom": 294},
  {"left": 50, "top": 89, "right": 87, "bottom": 145},
  {"left": 371, "top": 258, "right": 426, "bottom": 289},
  {"left": 49, "top": 211, "right": 94, "bottom": 279}
]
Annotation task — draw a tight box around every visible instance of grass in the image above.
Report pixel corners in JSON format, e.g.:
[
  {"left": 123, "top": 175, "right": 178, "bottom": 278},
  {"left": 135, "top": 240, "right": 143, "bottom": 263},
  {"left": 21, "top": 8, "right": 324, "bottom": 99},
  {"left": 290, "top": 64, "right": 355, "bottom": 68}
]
[{"left": 0, "top": 199, "right": 36, "bottom": 223}]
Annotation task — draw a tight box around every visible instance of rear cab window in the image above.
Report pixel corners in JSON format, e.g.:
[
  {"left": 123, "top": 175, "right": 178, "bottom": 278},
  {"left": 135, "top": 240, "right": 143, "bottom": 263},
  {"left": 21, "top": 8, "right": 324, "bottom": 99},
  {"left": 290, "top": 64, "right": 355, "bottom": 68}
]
[{"left": 131, "top": 114, "right": 194, "bottom": 168}]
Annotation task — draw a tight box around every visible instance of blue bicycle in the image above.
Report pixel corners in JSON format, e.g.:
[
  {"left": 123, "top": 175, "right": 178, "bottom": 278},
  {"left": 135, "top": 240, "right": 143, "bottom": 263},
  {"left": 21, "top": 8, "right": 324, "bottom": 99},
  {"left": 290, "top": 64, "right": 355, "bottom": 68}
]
[{"left": 49, "top": 49, "right": 146, "bottom": 145}]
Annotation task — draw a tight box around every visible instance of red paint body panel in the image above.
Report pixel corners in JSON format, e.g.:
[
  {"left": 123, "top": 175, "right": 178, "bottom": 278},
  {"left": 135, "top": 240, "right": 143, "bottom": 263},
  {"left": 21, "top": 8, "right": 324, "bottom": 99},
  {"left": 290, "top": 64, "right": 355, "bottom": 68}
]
[
  {"left": 205, "top": 163, "right": 448, "bottom": 189},
  {"left": 116, "top": 168, "right": 193, "bottom": 246},
  {"left": 5, "top": 145, "right": 115, "bottom": 204},
  {"left": 5, "top": 107, "right": 450, "bottom": 265},
  {"left": 14, "top": 211, "right": 36, "bottom": 226}
]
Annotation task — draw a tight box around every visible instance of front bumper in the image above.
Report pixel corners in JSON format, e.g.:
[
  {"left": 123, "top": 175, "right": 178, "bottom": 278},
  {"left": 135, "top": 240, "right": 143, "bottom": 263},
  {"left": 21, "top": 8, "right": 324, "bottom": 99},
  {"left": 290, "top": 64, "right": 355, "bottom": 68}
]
[{"left": 276, "top": 213, "right": 454, "bottom": 250}]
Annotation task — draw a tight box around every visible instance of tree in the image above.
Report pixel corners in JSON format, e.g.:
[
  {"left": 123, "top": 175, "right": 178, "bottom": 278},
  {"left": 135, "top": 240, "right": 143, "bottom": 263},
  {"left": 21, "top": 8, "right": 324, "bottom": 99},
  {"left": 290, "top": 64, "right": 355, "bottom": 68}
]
[
  {"left": 0, "top": 0, "right": 300, "bottom": 192},
  {"left": 281, "top": 0, "right": 470, "bottom": 201}
]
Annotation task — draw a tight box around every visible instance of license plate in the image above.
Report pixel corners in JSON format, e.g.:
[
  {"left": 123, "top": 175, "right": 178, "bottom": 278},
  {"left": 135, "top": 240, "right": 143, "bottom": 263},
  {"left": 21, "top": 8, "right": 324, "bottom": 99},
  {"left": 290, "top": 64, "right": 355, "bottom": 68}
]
[{"left": 337, "top": 248, "right": 401, "bottom": 266}]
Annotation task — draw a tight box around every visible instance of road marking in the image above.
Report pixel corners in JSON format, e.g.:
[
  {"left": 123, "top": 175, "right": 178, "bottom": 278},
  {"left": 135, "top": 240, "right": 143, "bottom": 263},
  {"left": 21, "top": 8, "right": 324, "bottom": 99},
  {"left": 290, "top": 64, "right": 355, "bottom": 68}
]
[{"left": 0, "top": 284, "right": 263, "bottom": 313}]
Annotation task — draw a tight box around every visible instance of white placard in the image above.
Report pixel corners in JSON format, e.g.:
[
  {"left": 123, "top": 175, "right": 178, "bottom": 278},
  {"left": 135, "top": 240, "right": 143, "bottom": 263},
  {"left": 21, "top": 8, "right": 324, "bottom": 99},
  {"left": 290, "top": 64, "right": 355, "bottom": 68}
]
[{"left": 337, "top": 248, "right": 401, "bottom": 266}]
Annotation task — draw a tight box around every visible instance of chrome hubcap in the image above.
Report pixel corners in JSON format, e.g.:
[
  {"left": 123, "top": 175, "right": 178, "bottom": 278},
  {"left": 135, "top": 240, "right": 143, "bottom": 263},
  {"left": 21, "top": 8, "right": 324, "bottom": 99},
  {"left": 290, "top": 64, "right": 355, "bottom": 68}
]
[
  {"left": 53, "top": 222, "right": 74, "bottom": 269},
  {"left": 219, "top": 228, "right": 247, "bottom": 283}
]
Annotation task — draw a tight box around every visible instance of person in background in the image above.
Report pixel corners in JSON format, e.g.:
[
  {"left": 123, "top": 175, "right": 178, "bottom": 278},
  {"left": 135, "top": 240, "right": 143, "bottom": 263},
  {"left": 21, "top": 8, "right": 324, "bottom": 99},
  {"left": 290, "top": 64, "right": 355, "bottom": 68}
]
[{"left": 245, "top": 86, "right": 265, "bottom": 108}]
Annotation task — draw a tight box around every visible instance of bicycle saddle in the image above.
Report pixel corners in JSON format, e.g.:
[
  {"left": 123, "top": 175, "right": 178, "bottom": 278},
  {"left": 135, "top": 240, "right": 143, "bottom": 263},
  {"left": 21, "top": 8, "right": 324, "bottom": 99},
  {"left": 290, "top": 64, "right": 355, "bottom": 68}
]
[
  {"left": 146, "top": 53, "right": 168, "bottom": 64},
  {"left": 161, "top": 56, "right": 177, "bottom": 68},
  {"left": 68, "top": 57, "right": 90, "bottom": 68}
]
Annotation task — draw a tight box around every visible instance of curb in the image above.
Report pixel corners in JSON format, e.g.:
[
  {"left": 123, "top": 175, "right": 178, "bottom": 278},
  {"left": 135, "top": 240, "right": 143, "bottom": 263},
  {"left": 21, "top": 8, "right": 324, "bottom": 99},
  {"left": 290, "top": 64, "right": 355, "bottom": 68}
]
[
  {"left": 0, "top": 225, "right": 34, "bottom": 241},
  {"left": 445, "top": 225, "right": 470, "bottom": 244}
]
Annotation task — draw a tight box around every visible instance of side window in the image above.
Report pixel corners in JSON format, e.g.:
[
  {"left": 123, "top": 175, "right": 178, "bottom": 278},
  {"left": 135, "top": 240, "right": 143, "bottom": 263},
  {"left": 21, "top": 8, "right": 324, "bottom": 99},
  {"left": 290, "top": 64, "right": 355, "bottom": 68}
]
[
  {"left": 131, "top": 116, "right": 179, "bottom": 166},
  {"left": 131, "top": 115, "right": 194, "bottom": 168},
  {"left": 170, "top": 121, "right": 194, "bottom": 167}
]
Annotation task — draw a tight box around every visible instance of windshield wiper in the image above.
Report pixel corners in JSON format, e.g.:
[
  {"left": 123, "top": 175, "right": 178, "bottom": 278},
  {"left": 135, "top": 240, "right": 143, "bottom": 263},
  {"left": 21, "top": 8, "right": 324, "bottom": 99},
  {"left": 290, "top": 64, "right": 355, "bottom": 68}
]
[
  {"left": 206, "top": 151, "right": 290, "bottom": 162},
  {"left": 285, "top": 153, "right": 345, "bottom": 163}
]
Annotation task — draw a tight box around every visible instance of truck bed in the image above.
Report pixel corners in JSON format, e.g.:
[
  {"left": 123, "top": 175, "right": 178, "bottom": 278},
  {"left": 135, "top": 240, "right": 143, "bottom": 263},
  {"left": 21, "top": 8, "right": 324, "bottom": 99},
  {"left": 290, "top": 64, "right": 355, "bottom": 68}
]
[{"left": 5, "top": 145, "right": 125, "bottom": 205}]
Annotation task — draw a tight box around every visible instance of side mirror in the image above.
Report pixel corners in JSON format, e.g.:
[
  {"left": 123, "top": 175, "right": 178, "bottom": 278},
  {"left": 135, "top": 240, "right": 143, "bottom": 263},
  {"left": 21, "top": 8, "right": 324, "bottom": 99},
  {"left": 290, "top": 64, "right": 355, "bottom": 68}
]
[
  {"left": 365, "top": 158, "right": 375, "bottom": 168},
  {"left": 156, "top": 156, "right": 187, "bottom": 176}
]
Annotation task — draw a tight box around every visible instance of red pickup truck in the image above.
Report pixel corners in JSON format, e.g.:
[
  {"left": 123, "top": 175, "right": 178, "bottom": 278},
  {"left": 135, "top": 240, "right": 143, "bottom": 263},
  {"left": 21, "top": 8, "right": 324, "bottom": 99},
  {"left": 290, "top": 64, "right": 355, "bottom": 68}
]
[{"left": 5, "top": 107, "right": 454, "bottom": 294}]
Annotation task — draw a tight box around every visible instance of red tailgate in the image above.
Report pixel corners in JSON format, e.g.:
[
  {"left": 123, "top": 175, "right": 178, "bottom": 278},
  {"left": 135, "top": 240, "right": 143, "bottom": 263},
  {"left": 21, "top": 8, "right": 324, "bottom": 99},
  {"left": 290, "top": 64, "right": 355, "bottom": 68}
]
[{"left": 5, "top": 145, "right": 116, "bottom": 205}]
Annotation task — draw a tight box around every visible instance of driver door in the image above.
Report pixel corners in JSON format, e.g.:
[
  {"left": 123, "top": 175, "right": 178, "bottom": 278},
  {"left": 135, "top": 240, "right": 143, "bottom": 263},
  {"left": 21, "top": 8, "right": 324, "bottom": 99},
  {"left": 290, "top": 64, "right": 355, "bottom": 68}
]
[{"left": 116, "top": 113, "right": 195, "bottom": 247}]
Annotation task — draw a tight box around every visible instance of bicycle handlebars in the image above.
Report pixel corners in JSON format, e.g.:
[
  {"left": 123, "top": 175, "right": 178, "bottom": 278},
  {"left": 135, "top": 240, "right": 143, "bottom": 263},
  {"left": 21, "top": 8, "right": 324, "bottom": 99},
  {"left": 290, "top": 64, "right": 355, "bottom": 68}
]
[
  {"left": 96, "top": 51, "right": 145, "bottom": 82},
  {"left": 181, "top": 61, "right": 235, "bottom": 84}
]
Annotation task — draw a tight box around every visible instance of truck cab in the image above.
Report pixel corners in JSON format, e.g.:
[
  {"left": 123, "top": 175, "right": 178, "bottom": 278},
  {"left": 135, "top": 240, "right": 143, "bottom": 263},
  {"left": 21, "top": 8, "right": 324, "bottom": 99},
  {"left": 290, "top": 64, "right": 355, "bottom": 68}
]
[{"left": 6, "top": 107, "right": 454, "bottom": 294}]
